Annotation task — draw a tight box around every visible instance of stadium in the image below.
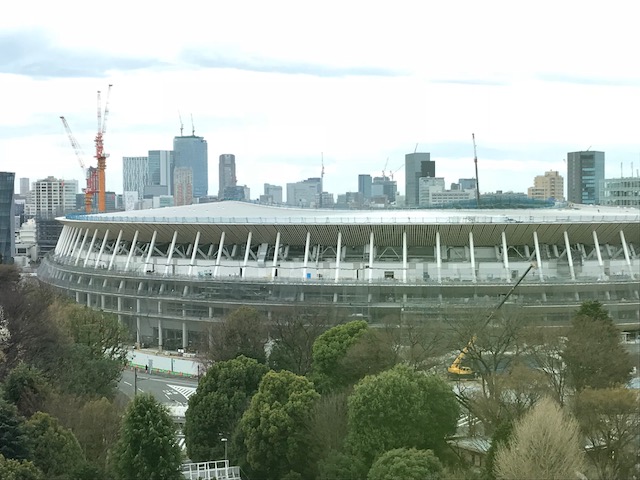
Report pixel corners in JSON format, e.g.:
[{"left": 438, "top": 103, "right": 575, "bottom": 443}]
[{"left": 38, "top": 202, "right": 640, "bottom": 350}]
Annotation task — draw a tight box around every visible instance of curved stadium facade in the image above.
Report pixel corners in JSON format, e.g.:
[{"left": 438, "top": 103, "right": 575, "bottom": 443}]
[{"left": 38, "top": 202, "right": 640, "bottom": 350}]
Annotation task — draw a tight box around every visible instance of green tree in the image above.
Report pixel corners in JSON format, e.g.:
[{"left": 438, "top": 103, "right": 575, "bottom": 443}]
[
  {"left": 113, "top": 394, "right": 181, "bottom": 480},
  {"left": 367, "top": 448, "right": 443, "bottom": 480},
  {"left": 24, "top": 412, "right": 85, "bottom": 480},
  {"left": 56, "top": 344, "right": 123, "bottom": 398},
  {"left": 573, "top": 387, "right": 640, "bottom": 480},
  {"left": 0, "top": 398, "right": 29, "bottom": 460},
  {"left": 0, "top": 453, "right": 44, "bottom": 480},
  {"left": 208, "top": 307, "right": 268, "bottom": 363},
  {"left": 240, "top": 370, "right": 320, "bottom": 480},
  {"left": 311, "top": 320, "right": 368, "bottom": 392},
  {"left": 563, "top": 301, "right": 631, "bottom": 391},
  {"left": 317, "top": 450, "right": 367, "bottom": 480},
  {"left": 338, "top": 329, "right": 397, "bottom": 385},
  {"left": 494, "top": 397, "right": 585, "bottom": 480},
  {"left": 346, "top": 364, "right": 459, "bottom": 465},
  {"left": 3, "top": 364, "right": 51, "bottom": 418},
  {"left": 184, "top": 355, "right": 269, "bottom": 462},
  {"left": 308, "top": 391, "right": 350, "bottom": 464},
  {"left": 73, "top": 397, "right": 122, "bottom": 473}
]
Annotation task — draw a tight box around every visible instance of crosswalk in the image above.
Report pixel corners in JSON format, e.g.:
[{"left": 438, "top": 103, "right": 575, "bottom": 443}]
[
  {"left": 168, "top": 384, "right": 197, "bottom": 400},
  {"left": 177, "top": 434, "right": 186, "bottom": 451}
]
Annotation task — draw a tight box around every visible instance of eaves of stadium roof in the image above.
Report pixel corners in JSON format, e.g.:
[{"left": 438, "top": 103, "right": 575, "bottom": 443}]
[{"left": 58, "top": 202, "right": 640, "bottom": 247}]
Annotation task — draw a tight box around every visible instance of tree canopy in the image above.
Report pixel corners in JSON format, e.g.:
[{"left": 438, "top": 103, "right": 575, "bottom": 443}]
[
  {"left": 0, "top": 398, "right": 29, "bottom": 461},
  {"left": 346, "top": 364, "right": 459, "bottom": 465},
  {"left": 207, "top": 307, "right": 268, "bottom": 363},
  {"left": 0, "top": 454, "right": 43, "bottom": 480},
  {"left": 184, "top": 355, "right": 269, "bottom": 462},
  {"left": 367, "top": 448, "right": 443, "bottom": 480},
  {"left": 240, "top": 370, "right": 320, "bottom": 480}
]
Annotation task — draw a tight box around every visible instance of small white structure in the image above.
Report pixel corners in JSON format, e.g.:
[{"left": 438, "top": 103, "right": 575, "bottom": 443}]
[{"left": 181, "top": 460, "right": 241, "bottom": 479}]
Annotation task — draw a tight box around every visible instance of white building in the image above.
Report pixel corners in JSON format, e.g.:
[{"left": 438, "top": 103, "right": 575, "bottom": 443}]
[
  {"left": 418, "top": 177, "right": 475, "bottom": 207},
  {"left": 123, "top": 157, "right": 149, "bottom": 200},
  {"left": 26, "top": 177, "right": 78, "bottom": 216}
]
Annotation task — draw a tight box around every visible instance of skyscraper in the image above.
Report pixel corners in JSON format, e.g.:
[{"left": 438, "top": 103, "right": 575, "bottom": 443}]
[
  {"left": 0, "top": 172, "right": 15, "bottom": 264},
  {"left": 358, "top": 174, "right": 372, "bottom": 200},
  {"left": 173, "top": 167, "right": 193, "bottom": 206},
  {"left": 28, "top": 177, "right": 78, "bottom": 216},
  {"left": 567, "top": 151, "right": 605, "bottom": 204},
  {"left": 19, "top": 177, "right": 30, "bottom": 196},
  {"left": 405, "top": 152, "right": 435, "bottom": 207},
  {"left": 148, "top": 150, "right": 174, "bottom": 194},
  {"left": 122, "top": 156, "right": 149, "bottom": 200},
  {"left": 263, "top": 184, "right": 283, "bottom": 204},
  {"left": 218, "top": 154, "right": 236, "bottom": 199},
  {"left": 174, "top": 135, "right": 208, "bottom": 198}
]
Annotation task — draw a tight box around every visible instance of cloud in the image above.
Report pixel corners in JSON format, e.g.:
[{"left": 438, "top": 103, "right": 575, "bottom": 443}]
[
  {"left": 430, "top": 78, "right": 509, "bottom": 86},
  {"left": 537, "top": 73, "right": 640, "bottom": 87},
  {"left": 0, "top": 30, "right": 165, "bottom": 78},
  {"left": 179, "top": 49, "right": 405, "bottom": 78}
]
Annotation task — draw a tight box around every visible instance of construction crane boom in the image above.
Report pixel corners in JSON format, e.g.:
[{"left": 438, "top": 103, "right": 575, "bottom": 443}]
[
  {"left": 60, "top": 116, "right": 94, "bottom": 213},
  {"left": 94, "top": 84, "right": 112, "bottom": 213},
  {"left": 472, "top": 133, "right": 480, "bottom": 206}
]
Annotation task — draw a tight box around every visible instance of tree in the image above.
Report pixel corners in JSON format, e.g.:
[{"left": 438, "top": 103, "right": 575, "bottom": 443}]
[
  {"left": 113, "top": 394, "right": 181, "bottom": 480},
  {"left": 207, "top": 307, "right": 268, "bottom": 363},
  {"left": 573, "top": 387, "right": 640, "bottom": 480},
  {"left": 338, "top": 329, "right": 397, "bottom": 386},
  {"left": 317, "top": 450, "right": 367, "bottom": 480},
  {"left": 0, "top": 454, "right": 43, "bottom": 480},
  {"left": 311, "top": 320, "right": 368, "bottom": 392},
  {"left": 0, "top": 398, "right": 29, "bottom": 461},
  {"left": 3, "top": 364, "right": 51, "bottom": 418},
  {"left": 24, "top": 412, "right": 85, "bottom": 479},
  {"left": 73, "top": 397, "right": 122, "bottom": 473},
  {"left": 494, "top": 397, "right": 585, "bottom": 480},
  {"left": 346, "top": 364, "right": 459, "bottom": 465},
  {"left": 56, "top": 344, "right": 123, "bottom": 398},
  {"left": 184, "top": 355, "right": 269, "bottom": 462},
  {"left": 308, "top": 391, "right": 350, "bottom": 463},
  {"left": 367, "top": 448, "right": 443, "bottom": 480},
  {"left": 240, "top": 370, "right": 320, "bottom": 480},
  {"left": 563, "top": 301, "right": 631, "bottom": 391}
]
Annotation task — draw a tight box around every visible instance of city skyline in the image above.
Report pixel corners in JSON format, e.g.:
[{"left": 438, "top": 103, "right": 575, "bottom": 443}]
[{"left": 1, "top": 2, "right": 639, "bottom": 199}]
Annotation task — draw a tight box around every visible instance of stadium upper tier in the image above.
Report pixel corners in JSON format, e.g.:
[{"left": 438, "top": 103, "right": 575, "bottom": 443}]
[{"left": 39, "top": 202, "right": 639, "bottom": 349}]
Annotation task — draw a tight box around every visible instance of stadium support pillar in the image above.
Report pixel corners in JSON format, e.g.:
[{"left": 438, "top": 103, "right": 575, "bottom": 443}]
[
  {"left": 563, "top": 231, "right": 576, "bottom": 281},
  {"left": 124, "top": 230, "right": 139, "bottom": 272},
  {"left": 501, "top": 231, "right": 510, "bottom": 282},
  {"left": 402, "top": 230, "right": 408, "bottom": 284},
  {"left": 55, "top": 226, "right": 68, "bottom": 255},
  {"left": 101, "top": 295, "right": 105, "bottom": 309},
  {"left": 272, "top": 231, "right": 281, "bottom": 279},
  {"left": 144, "top": 231, "right": 157, "bottom": 273},
  {"left": 136, "top": 317, "right": 141, "bottom": 346},
  {"left": 368, "top": 231, "right": 374, "bottom": 283},
  {"left": 75, "top": 228, "right": 90, "bottom": 266},
  {"left": 242, "top": 231, "right": 252, "bottom": 278},
  {"left": 592, "top": 230, "right": 605, "bottom": 275},
  {"left": 469, "top": 231, "right": 477, "bottom": 283},
  {"left": 620, "top": 230, "right": 634, "bottom": 278},
  {"left": 436, "top": 231, "right": 442, "bottom": 284},
  {"left": 302, "top": 231, "right": 311, "bottom": 280},
  {"left": 76, "top": 291, "right": 80, "bottom": 303},
  {"left": 70, "top": 228, "right": 83, "bottom": 259},
  {"left": 83, "top": 229, "right": 99, "bottom": 268},
  {"left": 158, "top": 319, "right": 163, "bottom": 350},
  {"left": 164, "top": 231, "right": 178, "bottom": 277},
  {"left": 182, "top": 321, "right": 188, "bottom": 349},
  {"left": 533, "top": 230, "right": 546, "bottom": 301},
  {"left": 94, "top": 229, "right": 110, "bottom": 269},
  {"left": 108, "top": 230, "right": 123, "bottom": 271},
  {"left": 335, "top": 231, "right": 342, "bottom": 284},
  {"left": 86, "top": 293, "right": 91, "bottom": 307},
  {"left": 214, "top": 231, "right": 226, "bottom": 278},
  {"left": 188, "top": 231, "right": 200, "bottom": 277}
]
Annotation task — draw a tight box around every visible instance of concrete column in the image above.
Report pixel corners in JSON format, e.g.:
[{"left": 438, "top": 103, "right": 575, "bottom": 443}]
[
  {"left": 55, "top": 226, "right": 68, "bottom": 255},
  {"left": 76, "top": 291, "right": 81, "bottom": 303},
  {"left": 82, "top": 229, "right": 99, "bottom": 268},
  {"left": 302, "top": 231, "right": 311, "bottom": 280},
  {"left": 157, "top": 319, "right": 163, "bottom": 350},
  {"left": 143, "top": 230, "right": 158, "bottom": 273},
  {"left": 368, "top": 231, "right": 375, "bottom": 283},
  {"left": 593, "top": 230, "right": 605, "bottom": 277},
  {"left": 108, "top": 230, "right": 123, "bottom": 271},
  {"left": 533, "top": 231, "right": 544, "bottom": 281},
  {"left": 69, "top": 228, "right": 83, "bottom": 259},
  {"left": 436, "top": 231, "right": 442, "bottom": 283},
  {"left": 164, "top": 231, "right": 178, "bottom": 276},
  {"left": 335, "top": 230, "right": 342, "bottom": 283},
  {"left": 242, "top": 231, "right": 252, "bottom": 278},
  {"left": 124, "top": 230, "right": 139, "bottom": 272},
  {"left": 182, "top": 322, "right": 188, "bottom": 349},
  {"left": 117, "top": 297, "right": 122, "bottom": 311},
  {"left": 136, "top": 317, "right": 141, "bottom": 346},
  {"left": 94, "top": 229, "right": 110, "bottom": 269},
  {"left": 469, "top": 231, "right": 477, "bottom": 283},
  {"left": 402, "top": 230, "right": 408, "bottom": 283},
  {"left": 272, "top": 231, "right": 281, "bottom": 279},
  {"left": 75, "top": 228, "right": 90, "bottom": 266},
  {"left": 214, "top": 231, "right": 226, "bottom": 278},
  {"left": 564, "top": 231, "right": 576, "bottom": 281},
  {"left": 620, "top": 230, "right": 635, "bottom": 278},
  {"left": 188, "top": 231, "right": 201, "bottom": 276},
  {"left": 101, "top": 295, "right": 105, "bottom": 309},
  {"left": 502, "top": 231, "right": 510, "bottom": 282},
  {"left": 86, "top": 292, "right": 91, "bottom": 307}
]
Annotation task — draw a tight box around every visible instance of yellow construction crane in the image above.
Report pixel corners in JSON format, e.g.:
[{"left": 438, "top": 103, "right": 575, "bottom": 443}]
[{"left": 95, "top": 85, "right": 112, "bottom": 213}]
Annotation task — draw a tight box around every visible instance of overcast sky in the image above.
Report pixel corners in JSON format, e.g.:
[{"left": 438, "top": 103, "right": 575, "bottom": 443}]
[{"left": 1, "top": 1, "right": 639, "bottom": 199}]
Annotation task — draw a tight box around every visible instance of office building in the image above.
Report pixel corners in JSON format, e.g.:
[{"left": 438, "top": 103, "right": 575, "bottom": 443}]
[
  {"left": 371, "top": 176, "right": 397, "bottom": 203},
  {"left": 123, "top": 157, "right": 149, "bottom": 200},
  {"left": 174, "top": 167, "right": 194, "bottom": 206},
  {"left": 28, "top": 177, "right": 78, "bottom": 216},
  {"left": 148, "top": 150, "right": 174, "bottom": 194},
  {"left": 528, "top": 170, "right": 564, "bottom": 201},
  {"left": 599, "top": 177, "right": 640, "bottom": 207},
  {"left": 419, "top": 177, "right": 475, "bottom": 207},
  {"left": 0, "top": 172, "right": 15, "bottom": 264},
  {"left": 286, "top": 178, "right": 322, "bottom": 207},
  {"left": 358, "top": 174, "right": 372, "bottom": 200},
  {"left": 218, "top": 154, "right": 236, "bottom": 199},
  {"left": 405, "top": 152, "right": 435, "bottom": 206},
  {"left": 224, "top": 185, "right": 250, "bottom": 201},
  {"left": 174, "top": 135, "right": 208, "bottom": 198},
  {"left": 263, "top": 184, "right": 283, "bottom": 204},
  {"left": 567, "top": 151, "right": 605, "bottom": 204},
  {"left": 19, "top": 177, "right": 30, "bottom": 196}
]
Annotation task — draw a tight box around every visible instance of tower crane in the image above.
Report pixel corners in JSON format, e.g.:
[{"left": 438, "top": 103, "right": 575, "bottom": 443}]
[
  {"left": 389, "top": 163, "right": 404, "bottom": 181},
  {"left": 472, "top": 133, "right": 480, "bottom": 206},
  {"left": 95, "top": 85, "right": 112, "bottom": 213},
  {"left": 382, "top": 157, "right": 389, "bottom": 178},
  {"left": 60, "top": 116, "right": 97, "bottom": 213}
]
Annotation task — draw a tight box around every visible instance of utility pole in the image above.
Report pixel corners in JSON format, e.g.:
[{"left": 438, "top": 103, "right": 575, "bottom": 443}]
[{"left": 134, "top": 367, "right": 137, "bottom": 396}]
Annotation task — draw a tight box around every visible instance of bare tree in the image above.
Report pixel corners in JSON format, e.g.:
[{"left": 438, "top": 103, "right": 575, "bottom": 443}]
[{"left": 494, "top": 397, "right": 586, "bottom": 480}]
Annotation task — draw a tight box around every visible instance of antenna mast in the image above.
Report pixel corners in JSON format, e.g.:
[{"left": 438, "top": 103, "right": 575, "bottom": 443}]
[
  {"left": 320, "top": 152, "right": 325, "bottom": 208},
  {"left": 472, "top": 133, "right": 480, "bottom": 207},
  {"left": 191, "top": 114, "right": 195, "bottom": 136}
]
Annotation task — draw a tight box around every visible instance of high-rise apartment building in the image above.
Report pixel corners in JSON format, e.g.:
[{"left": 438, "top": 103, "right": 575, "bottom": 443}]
[
  {"left": 0, "top": 172, "right": 15, "bottom": 264},
  {"left": 286, "top": 178, "right": 322, "bottom": 207},
  {"left": 218, "top": 154, "right": 236, "bottom": 199},
  {"left": 122, "top": 157, "right": 149, "bottom": 200},
  {"left": 174, "top": 135, "right": 208, "bottom": 198},
  {"left": 173, "top": 167, "right": 194, "bottom": 206},
  {"left": 263, "top": 184, "right": 283, "bottom": 204},
  {"left": 405, "top": 152, "right": 435, "bottom": 207},
  {"left": 28, "top": 177, "right": 78, "bottom": 216},
  {"left": 358, "top": 174, "right": 372, "bottom": 200},
  {"left": 599, "top": 177, "right": 640, "bottom": 207},
  {"left": 148, "top": 150, "right": 173, "bottom": 194},
  {"left": 19, "top": 177, "right": 30, "bottom": 196},
  {"left": 528, "top": 170, "right": 564, "bottom": 201},
  {"left": 567, "top": 151, "right": 605, "bottom": 204}
]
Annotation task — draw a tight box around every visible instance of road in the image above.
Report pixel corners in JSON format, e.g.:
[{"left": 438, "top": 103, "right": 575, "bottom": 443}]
[{"left": 119, "top": 369, "right": 198, "bottom": 406}]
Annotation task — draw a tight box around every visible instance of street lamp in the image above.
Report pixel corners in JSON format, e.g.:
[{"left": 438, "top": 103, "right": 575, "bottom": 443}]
[{"left": 220, "top": 437, "right": 228, "bottom": 461}]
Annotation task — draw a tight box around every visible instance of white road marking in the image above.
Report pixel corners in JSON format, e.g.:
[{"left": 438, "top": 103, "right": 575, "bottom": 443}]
[
  {"left": 168, "top": 384, "right": 197, "bottom": 400},
  {"left": 123, "top": 381, "right": 132, "bottom": 386}
]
